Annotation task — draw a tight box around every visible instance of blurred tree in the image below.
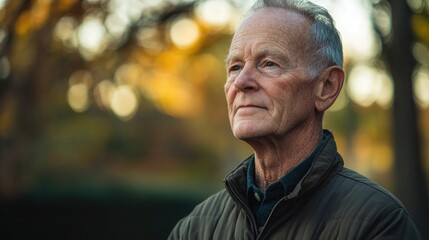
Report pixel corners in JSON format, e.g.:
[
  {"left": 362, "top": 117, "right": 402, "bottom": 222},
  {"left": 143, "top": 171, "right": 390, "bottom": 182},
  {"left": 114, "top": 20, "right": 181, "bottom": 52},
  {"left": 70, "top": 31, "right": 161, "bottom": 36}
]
[
  {"left": 0, "top": 0, "right": 240, "bottom": 196},
  {"left": 372, "top": 0, "right": 429, "bottom": 237}
]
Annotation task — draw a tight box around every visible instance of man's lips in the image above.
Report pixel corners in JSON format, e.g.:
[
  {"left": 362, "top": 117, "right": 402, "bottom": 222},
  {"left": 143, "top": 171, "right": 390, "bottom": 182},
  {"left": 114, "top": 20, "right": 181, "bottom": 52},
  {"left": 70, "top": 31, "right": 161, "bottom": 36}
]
[{"left": 235, "top": 105, "right": 266, "bottom": 114}]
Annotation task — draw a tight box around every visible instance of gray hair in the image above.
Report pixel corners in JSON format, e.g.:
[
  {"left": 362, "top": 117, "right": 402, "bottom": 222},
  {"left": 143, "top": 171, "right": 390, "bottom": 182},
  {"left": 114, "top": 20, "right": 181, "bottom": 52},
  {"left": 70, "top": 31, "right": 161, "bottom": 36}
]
[{"left": 247, "top": 0, "right": 343, "bottom": 80}]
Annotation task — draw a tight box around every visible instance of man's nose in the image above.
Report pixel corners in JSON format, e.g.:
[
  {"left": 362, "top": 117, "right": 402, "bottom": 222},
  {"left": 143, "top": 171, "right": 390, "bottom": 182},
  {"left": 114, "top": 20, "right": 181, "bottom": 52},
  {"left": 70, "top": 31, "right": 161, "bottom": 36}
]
[{"left": 233, "top": 65, "right": 259, "bottom": 92}]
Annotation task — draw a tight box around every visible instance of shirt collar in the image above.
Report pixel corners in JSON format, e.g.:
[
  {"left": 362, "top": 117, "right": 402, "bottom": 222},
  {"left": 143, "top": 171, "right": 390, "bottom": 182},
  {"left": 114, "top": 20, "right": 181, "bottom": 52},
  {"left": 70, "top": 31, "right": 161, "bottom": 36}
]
[{"left": 246, "top": 132, "right": 330, "bottom": 198}]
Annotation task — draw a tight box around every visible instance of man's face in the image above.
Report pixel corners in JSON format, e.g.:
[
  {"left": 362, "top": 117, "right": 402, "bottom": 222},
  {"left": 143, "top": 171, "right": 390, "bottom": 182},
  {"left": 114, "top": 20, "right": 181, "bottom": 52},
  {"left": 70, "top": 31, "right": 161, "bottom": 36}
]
[{"left": 225, "top": 8, "right": 318, "bottom": 142}]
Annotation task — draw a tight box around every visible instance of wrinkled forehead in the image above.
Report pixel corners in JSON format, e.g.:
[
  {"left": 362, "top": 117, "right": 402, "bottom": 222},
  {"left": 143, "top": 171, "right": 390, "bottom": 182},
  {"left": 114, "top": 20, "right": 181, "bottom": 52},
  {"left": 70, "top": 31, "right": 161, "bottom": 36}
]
[
  {"left": 228, "top": 7, "right": 312, "bottom": 61},
  {"left": 234, "top": 7, "right": 311, "bottom": 39}
]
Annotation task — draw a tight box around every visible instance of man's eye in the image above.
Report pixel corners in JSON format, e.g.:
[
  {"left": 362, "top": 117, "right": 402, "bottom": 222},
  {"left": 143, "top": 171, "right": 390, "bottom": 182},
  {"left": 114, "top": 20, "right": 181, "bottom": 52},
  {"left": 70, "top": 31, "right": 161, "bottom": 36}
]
[
  {"left": 265, "top": 61, "right": 276, "bottom": 67},
  {"left": 230, "top": 65, "right": 241, "bottom": 71}
]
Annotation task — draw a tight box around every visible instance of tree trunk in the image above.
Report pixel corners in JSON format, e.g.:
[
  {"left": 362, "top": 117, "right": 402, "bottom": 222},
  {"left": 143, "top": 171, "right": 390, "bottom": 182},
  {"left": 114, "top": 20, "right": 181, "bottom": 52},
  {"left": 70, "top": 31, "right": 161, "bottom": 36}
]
[{"left": 387, "top": 0, "right": 429, "bottom": 238}]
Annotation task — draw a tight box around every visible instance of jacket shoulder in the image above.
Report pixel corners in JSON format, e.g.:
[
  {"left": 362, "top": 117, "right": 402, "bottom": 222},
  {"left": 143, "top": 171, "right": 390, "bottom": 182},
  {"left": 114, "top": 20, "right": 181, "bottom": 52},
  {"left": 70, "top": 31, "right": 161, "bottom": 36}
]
[
  {"left": 188, "top": 189, "right": 234, "bottom": 217},
  {"left": 319, "top": 168, "right": 421, "bottom": 238},
  {"left": 168, "top": 189, "right": 241, "bottom": 240},
  {"left": 337, "top": 168, "right": 405, "bottom": 209}
]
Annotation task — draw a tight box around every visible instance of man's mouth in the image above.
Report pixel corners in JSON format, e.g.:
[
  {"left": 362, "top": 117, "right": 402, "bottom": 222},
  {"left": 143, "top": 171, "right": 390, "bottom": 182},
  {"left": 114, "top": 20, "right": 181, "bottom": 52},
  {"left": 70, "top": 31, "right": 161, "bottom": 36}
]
[{"left": 235, "top": 105, "right": 266, "bottom": 114}]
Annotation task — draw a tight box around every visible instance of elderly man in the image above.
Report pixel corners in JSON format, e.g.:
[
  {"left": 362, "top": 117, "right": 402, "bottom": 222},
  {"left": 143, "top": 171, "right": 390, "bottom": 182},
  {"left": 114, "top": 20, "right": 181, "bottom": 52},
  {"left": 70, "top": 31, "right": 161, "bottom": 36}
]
[{"left": 169, "top": 0, "right": 421, "bottom": 239}]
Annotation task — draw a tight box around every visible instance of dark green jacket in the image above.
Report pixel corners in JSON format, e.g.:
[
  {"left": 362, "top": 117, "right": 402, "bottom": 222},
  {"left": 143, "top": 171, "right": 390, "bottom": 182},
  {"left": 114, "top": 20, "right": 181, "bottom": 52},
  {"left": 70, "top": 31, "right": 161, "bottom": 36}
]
[{"left": 169, "top": 133, "right": 421, "bottom": 239}]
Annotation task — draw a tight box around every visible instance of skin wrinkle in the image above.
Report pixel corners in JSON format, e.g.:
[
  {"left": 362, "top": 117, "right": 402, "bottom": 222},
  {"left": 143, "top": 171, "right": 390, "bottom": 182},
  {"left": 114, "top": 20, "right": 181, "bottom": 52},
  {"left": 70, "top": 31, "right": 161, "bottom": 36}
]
[
  {"left": 227, "top": 38, "right": 293, "bottom": 69},
  {"left": 224, "top": 8, "right": 324, "bottom": 191},
  {"left": 226, "top": 8, "right": 312, "bottom": 66},
  {"left": 252, "top": 108, "right": 322, "bottom": 188}
]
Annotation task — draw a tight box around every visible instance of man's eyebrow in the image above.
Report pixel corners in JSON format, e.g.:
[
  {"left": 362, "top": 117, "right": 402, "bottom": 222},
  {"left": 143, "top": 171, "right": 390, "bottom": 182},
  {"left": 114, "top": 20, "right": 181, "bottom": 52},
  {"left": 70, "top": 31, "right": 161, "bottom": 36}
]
[
  {"left": 224, "top": 48, "right": 290, "bottom": 66},
  {"left": 224, "top": 48, "right": 290, "bottom": 64},
  {"left": 258, "top": 48, "right": 290, "bottom": 61},
  {"left": 225, "top": 53, "right": 238, "bottom": 66}
]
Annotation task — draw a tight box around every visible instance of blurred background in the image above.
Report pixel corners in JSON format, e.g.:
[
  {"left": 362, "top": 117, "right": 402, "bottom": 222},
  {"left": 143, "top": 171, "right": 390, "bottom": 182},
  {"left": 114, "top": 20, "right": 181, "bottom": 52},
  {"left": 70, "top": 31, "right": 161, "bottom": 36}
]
[{"left": 0, "top": 0, "right": 428, "bottom": 239}]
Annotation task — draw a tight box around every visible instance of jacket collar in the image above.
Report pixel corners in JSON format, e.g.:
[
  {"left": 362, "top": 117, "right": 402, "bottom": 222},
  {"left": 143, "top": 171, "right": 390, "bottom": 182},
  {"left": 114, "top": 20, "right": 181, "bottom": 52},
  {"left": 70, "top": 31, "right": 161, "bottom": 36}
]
[{"left": 224, "top": 129, "right": 344, "bottom": 201}]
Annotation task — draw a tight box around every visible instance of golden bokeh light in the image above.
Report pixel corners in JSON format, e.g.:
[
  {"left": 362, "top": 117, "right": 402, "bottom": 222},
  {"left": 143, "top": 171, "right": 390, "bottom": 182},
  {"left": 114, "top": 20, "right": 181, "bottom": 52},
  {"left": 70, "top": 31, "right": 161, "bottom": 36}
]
[
  {"left": 68, "top": 83, "right": 90, "bottom": 112},
  {"left": 347, "top": 65, "right": 378, "bottom": 107},
  {"left": 406, "top": 0, "right": 425, "bottom": 11},
  {"left": 94, "top": 80, "right": 115, "bottom": 109},
  {"left": 169, "top": 17, "right": 201, "bottom": 50},
  {"left": 54, "top": 16, "right": 78, "bottom": 50},
  {"left": 195, "top": 0, "right": 234, "bottom": 31},
  {"left": 0, "top": 0, "right": 6, "bottom": 10},
  {"left": 110, "top": 85, "right": 139, "bottom": 120},
  {"left": 413, "top": 67, "right": 429, "bottom": 109},
  {"left": 105, "top": 13, "right": 129, "bottom": 38},
  {"left": 67, "top": 70, "right": 93, "bottom": 112},
  {"left": 114, "top": 63, "right": 143, "bottom": 86},
  {"left": 372, "top": 3, "right": 392, "bottom": 39},
  {"left": 413, "top": 42, "right": 429, "bottom": 66},
  {"left": 375, "top": 70, "right": 394, "bottom": 108},
  {"left": 347, "top": 64, "right": 393, "bottom": 108},
  {"left": 77, "top": 16, "right": 108, "bottom": 59},
  {"left": 107, "top": 0, "right": 146, "bottom": 23}
]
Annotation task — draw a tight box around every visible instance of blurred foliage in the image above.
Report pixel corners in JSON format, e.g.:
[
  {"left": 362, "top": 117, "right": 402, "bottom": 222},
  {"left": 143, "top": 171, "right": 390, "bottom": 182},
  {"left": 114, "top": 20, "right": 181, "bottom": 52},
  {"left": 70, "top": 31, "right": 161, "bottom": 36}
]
[{"left": 0, "top": 0, "right": 250, "bottom": 197}]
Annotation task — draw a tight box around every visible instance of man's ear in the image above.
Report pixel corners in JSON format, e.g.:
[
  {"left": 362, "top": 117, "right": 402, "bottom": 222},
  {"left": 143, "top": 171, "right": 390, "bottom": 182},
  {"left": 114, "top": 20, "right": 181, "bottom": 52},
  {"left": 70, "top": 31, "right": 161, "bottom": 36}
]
[{"left": 314, "top": 66, "right": 344, "bottom": 112}]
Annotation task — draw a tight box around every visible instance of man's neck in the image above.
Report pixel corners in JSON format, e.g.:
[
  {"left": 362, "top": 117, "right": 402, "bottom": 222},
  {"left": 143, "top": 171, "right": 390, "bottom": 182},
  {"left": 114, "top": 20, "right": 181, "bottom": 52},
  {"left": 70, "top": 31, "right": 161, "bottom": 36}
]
[{"left": 250, "top": 128, "right": 322, "bottom": 191}]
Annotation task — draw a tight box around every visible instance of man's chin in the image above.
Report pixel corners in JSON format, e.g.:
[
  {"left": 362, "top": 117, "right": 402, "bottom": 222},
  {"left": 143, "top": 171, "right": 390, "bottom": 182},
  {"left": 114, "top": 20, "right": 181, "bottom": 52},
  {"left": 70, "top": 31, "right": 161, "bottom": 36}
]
[
  {"left": 233, "top": 129, "right": 262, "bottom": 141},
  {"left": 232, "top": 121, "right": 271, "bottom": 140}
]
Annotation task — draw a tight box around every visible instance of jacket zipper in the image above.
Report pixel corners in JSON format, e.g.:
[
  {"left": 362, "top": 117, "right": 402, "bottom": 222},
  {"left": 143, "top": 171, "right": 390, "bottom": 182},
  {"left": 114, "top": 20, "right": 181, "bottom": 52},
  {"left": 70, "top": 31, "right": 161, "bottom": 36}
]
[
  {"left": 225, "top": 180, "right": 259, "bottom": 239},
  {"left": 257, "top": 196, "right": 291, "bottom": 239},
  {"left": 227, "top": 189, "right": 291, "bottom": 240}
]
